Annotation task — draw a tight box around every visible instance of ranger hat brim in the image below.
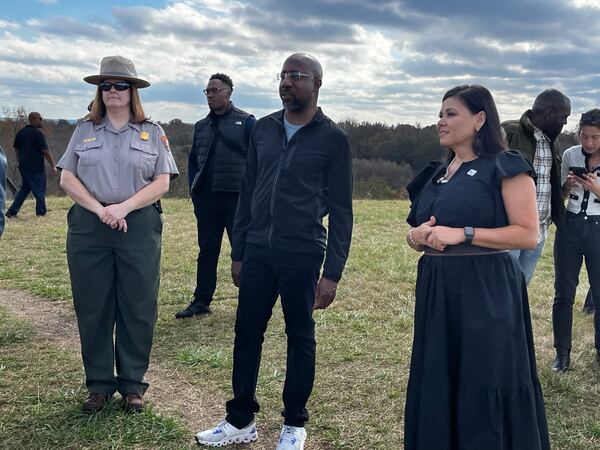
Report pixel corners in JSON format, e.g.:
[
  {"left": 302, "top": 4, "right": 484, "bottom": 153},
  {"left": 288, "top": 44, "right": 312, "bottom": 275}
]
[{"left": 84, "top": 55, "right": 150, "bottom": 89}]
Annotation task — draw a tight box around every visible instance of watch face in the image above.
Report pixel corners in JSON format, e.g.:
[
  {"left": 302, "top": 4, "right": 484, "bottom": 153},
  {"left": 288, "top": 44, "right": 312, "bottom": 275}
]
[{"left": 465, "top": 227, "right": 474, "bottom": 241}]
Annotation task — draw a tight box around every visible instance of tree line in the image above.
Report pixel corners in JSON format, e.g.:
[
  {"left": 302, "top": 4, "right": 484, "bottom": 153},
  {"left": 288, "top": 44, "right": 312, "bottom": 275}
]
[{"left": 0, "top": 107, "right": 579, "bottom": 199}]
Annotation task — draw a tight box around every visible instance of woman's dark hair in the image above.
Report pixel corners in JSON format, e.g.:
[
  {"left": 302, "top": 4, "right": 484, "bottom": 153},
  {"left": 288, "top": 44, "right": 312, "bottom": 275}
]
[
  {"left": 442, "top": 85, "right": 506, "bottom": 157},
  {"left": 579, "top": 108, "right": 600, "bottom": 129}
]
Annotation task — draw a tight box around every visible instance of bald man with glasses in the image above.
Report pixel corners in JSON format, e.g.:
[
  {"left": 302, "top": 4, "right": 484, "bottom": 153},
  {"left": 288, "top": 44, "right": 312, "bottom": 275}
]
[{"left": 196, "top": 53, "right": 353, "bottom": 450}]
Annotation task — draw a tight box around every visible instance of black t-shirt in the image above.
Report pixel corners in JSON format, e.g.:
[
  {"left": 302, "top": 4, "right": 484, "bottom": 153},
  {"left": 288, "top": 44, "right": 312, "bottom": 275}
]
[{"left": 13, "top": 125, "right": 48, "bottom": 174}]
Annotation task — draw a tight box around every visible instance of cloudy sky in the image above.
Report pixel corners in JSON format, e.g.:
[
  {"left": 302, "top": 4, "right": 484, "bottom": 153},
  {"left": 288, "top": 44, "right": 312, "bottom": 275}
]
[{"left": 2, "top": 0, "right": 600, "bottom": 129}]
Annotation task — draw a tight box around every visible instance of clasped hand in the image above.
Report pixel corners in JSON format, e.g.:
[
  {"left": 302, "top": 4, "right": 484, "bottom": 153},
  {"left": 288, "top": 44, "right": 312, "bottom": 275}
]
[
  {"left": 412, "top": 216, "right": 465, "bottom": 251},
  {"left": 98, "top": 203, "right": 130, "bottom": 232}
]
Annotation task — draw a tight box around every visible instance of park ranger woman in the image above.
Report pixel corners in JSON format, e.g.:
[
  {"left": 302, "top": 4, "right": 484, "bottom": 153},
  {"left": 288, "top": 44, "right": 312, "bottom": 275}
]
[{"left": 57, "top": 55, "right": 178, "bottom": 413}]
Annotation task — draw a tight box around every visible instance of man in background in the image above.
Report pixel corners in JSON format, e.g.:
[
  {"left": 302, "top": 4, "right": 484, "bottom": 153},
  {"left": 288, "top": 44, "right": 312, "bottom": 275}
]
[
  {"left": 175, "top": 74, "right": 255, "bottom": 318},
  {"left": 503, "top": 89, "right": 570, "bottom": 283},
  {"left": 6, "top": 111, "right": 57, "bottom": 218}
]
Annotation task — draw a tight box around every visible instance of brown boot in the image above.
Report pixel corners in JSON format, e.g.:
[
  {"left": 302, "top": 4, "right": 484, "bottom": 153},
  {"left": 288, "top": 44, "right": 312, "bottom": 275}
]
[
  {"left": 124, "top": 393, "right": 144, "bottom": 413},
  {"left": 82, "top": 393, "right": 109, "bottom": 413}
]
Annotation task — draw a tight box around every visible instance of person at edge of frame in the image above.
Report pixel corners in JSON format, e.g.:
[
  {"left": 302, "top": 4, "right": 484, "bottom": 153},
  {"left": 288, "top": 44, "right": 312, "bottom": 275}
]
[
  {"left": 551, "top": 109, "right": 600, "bottom": 373},
  {"left": 0, "top": 145, "right": 7, "bottom": 237}
]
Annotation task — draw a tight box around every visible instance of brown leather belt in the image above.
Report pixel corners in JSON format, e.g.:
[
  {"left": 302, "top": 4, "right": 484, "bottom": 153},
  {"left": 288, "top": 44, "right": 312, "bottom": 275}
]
[{"left": 424, "top": 243, "right": 509, "bottom": 256}]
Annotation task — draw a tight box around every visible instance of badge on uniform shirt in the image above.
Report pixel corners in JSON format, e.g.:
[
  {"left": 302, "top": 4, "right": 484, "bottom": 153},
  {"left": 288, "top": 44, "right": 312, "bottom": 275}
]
[
  {"left": 467, "top": 169, "right": 478, "bottom": 176},
  {"left": 140, "top": 131, "right": 150, "bottom": 141},
  {"left": 160, "top": 135, "right": 171, "bottom": 152},
  {"left": 235, "top": 121, "right": 242, "bottom": 125},
  {"left": 83, "top": 137, "right": 96, "bottom": 143}
]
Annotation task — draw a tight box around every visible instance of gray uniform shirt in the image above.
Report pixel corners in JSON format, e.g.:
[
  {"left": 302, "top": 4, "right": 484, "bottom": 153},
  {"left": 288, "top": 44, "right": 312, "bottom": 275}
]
[{"left": 58, "top": 117, "right": 179, "bottom": 203}]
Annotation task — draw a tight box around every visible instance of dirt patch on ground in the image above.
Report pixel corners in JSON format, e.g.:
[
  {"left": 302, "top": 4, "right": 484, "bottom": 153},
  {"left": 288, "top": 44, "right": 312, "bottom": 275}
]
[{"left": 0, "top": 288, "right": 319, "bottom": 449}]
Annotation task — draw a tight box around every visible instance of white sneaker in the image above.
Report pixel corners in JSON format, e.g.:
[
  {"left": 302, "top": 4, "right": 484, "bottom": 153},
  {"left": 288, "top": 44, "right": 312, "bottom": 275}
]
[
  {"left": 276, "top": 425, "right": 306, "bottom": 450},
  {"left": 195, "top": 419, "right": 258, "bottom": 447}
]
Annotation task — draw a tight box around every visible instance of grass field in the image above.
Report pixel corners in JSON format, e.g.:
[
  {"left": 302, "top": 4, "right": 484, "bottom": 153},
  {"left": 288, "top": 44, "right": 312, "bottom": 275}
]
[{"left": 0, "top": 197, "right": 599, "bottom": 449}]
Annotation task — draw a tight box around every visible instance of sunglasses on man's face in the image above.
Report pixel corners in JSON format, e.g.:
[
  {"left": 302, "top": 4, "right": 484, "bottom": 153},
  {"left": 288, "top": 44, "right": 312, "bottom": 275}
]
[{"left": 99, "top": 81, "right": 132, "bottom": 92}]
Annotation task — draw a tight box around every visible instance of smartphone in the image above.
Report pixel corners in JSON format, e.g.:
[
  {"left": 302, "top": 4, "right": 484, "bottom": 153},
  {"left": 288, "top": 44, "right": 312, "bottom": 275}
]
[{"left": 569, "top": 166, "right": 589, "bottom": 177}]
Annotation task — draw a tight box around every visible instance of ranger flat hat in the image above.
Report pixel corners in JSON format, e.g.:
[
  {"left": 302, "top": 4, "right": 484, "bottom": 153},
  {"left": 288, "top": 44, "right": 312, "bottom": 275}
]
[{"left": 84, "top": 55, "right": 150, "bottom": 88}]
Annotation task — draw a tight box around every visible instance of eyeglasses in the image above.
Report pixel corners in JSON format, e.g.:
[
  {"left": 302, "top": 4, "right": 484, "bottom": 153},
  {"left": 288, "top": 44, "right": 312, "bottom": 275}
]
[
  {"left": 203, "top": 88, "right": 230, "bottom": 96},
  {"left": 277, "top": 71, "right": 315, "bottom": 81},
  {"left": 99, "top": 81, "right": 131, "bottom": 92}
]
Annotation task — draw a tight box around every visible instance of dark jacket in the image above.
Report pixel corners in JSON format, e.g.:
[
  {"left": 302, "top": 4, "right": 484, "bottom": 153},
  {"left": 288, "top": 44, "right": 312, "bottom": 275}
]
[
  {"left": 502, "top": 110, "right": 566, "bottom": 230},
  {"left": 232, "top": 108, "right": 353, "bottom": 282},
  {"left": 188, "top": 103, "right": 254, "bottom": 194},
  {"left": 0, "top": 145, "right": 6, "bottom": 237}
]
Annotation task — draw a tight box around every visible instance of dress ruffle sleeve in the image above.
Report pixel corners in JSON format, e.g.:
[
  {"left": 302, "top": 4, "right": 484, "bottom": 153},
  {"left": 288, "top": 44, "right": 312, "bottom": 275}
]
[
  {"left": 406, "top": 161, "right": 442, "bottom": 202},
  {"left": 406, "top": 161, "right": 442, "bottom": 227},
  {"left": 495, "top": 150, "right": 537, "bottom": 184}
]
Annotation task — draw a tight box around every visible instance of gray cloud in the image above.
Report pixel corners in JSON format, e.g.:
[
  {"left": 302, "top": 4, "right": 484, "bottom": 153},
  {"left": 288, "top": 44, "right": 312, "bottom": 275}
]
[{"left": 2, "top": 0, "right": 600, "bottom": 127}]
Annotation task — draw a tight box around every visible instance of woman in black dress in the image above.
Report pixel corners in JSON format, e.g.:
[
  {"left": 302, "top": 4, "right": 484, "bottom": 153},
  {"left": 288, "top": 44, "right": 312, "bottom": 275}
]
[{"left": 404, "top": 85, "right": 550, "bottom": 449}]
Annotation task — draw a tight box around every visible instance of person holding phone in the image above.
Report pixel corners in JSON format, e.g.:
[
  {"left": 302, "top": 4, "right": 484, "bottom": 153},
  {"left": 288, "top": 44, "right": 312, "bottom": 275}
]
[{"left": 551, "top": 109, "right": 600, "bottom": 372}]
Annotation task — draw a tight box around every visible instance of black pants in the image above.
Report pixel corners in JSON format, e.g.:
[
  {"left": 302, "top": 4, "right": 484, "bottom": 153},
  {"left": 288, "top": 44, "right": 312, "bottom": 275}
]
[
  {"left": 225, "top": 244, "right": 324, "bottom": 428},
  {"left": 7, "top": 169, "right": 46, "bottom": 216},
  {"left": 553, "top": 213, "right": 600, "bottom": 350},
  {"left": 192, "top": 190, "right": 239, "bottom": 305}
]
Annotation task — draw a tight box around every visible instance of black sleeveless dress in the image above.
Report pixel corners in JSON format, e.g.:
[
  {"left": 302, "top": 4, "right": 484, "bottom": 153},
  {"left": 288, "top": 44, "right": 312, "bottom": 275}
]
[{"left": 404, "top": 150, "right": 550, "bottom": 450}]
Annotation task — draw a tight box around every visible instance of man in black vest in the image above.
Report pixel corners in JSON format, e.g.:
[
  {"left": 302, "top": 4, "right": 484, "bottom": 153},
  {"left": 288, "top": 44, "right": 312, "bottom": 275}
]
[
  {"left": 6, "top": 112, "right": 57, "bottom": 218},
  {"left": 176, "top": 73, "right": 255, "bottom": 319}
]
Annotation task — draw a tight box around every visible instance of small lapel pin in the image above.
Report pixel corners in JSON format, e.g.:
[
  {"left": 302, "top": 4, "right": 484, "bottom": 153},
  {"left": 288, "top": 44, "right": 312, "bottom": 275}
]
[{"left": 467, "top": 169, "right": 477, "bottom": 176}]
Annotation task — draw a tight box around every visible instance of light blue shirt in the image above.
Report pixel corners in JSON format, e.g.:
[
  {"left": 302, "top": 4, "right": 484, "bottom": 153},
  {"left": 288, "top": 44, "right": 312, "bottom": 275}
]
[{"left": 284, "top": 115, "right": 305, "bottom": 142}]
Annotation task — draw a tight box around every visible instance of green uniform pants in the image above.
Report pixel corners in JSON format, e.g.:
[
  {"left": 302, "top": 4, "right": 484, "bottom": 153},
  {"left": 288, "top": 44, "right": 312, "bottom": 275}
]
[{"left": 66, "top": 204, "right": 162, "bottom": 396}]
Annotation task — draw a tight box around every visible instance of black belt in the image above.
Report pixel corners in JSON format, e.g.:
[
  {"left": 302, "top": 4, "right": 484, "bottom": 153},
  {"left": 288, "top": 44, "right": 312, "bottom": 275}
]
[
  {"left": 424, "top": 243, "right": 509, "bottom": 256},
  {"left": 98, "top": 200, "right": 163, "bottom": 214}
]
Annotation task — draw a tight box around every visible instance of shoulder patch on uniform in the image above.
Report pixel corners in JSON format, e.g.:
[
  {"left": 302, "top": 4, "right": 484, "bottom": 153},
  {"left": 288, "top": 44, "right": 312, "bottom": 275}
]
[{"left": 160, "top": 135, "right": 171, "bottom": 152}]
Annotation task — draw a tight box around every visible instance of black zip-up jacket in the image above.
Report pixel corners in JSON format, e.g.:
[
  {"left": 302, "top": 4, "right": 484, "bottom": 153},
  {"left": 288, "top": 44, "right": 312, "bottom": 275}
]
[{"left": 231, "top": 108, "right": 353, "bottom": 282}]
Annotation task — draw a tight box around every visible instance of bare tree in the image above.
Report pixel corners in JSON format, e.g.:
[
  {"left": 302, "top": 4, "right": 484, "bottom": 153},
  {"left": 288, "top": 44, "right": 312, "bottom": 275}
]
[{"left": 0, "top": 105, "right": 28, "bottom": 185}]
